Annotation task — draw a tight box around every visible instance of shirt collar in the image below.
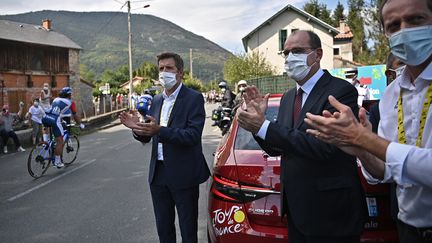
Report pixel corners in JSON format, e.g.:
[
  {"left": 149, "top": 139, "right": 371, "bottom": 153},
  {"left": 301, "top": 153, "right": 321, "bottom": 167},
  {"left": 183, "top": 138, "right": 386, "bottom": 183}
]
[
  {"left": 163, "top": 82, "right": 182, "bottom": 100},
  {"left": 397, "top": 61, "right": 432, "bottom": 90},
  {"left": 297, "top": 68, "right": 324, "bottom": 95}
]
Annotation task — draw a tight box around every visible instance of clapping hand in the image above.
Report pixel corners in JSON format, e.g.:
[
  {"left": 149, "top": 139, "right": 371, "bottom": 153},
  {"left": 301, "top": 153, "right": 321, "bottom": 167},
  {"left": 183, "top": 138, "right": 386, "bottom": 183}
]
[
  {"left": 236, "top": 86, "right": 270, "bottom": 134},
  {"left": 119, "top": 110, "right": 141, "bottom": 130},
  {"left": 131, "top": 115, "right": 161, "bottom": 137}
]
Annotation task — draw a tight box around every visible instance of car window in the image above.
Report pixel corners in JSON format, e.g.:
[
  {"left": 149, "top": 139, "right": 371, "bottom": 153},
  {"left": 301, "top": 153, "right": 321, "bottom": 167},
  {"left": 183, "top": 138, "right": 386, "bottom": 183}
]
[{"left": 235, "top": 106, "right": 279, "bottom": 150}]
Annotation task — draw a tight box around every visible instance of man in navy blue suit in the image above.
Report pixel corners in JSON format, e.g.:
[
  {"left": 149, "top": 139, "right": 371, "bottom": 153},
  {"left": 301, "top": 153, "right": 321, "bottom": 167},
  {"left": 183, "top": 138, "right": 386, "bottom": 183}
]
[
  {"left": 120, "top": 52, "right": 210, "bottom": 243},
  {"left": 237, "top": 31, "right": 366, "bottom": 243}
]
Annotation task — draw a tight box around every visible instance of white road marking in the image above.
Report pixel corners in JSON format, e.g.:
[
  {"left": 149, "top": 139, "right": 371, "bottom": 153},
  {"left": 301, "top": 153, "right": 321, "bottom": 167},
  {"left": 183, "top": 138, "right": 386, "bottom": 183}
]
[
  {"left": 7, "top": 159, "right": 97, "bottom": 202},
  {"left": 111, "top": 140, "right": 135, "bottom": 150}
]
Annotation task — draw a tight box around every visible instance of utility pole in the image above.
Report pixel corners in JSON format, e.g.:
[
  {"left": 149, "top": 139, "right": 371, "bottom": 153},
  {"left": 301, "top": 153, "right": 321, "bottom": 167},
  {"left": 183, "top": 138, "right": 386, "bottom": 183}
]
[
  {"left": 124, "top": 1, "right": 149, "bottom": 109},
  {"left": 127, "top": 0, "right": 133, "bottom": 109},
  {"left": 189, "top": 48, "right": 193, "bottom": 79}
]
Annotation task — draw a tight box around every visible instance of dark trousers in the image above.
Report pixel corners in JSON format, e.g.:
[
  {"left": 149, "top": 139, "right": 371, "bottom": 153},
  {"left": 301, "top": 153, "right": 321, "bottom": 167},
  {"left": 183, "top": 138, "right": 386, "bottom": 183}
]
[
  {"left": 286, "top": 212, "right": 360, "bottom": 243},
  {"left": 150, "top": 161, "right": 199, "bottom": 243},
  {"left": 397, "top": 220, "right": 432, "bottom": 243},
  {"left": 285, "top": 187, "right": 360, "bottom": 243},
  {"left": 0, "top": 130, "right": 21, "bottom": 148}
]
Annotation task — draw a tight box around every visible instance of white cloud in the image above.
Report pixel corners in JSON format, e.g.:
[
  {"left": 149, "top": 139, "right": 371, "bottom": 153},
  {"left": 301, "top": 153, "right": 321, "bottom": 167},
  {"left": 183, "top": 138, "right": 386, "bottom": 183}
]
[{"left": 0, "top": 0, "right": 306, "bottom": 52}]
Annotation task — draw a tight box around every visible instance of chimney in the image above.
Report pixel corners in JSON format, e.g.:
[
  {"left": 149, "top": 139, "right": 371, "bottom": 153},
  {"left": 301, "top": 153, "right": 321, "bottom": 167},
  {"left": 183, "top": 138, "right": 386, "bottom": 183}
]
[
  {"left": 339, "top": 18, "right": 346, "bottom": 33},
  {"left": 42, "top": 19, "right": 52, "bottom": 30}
]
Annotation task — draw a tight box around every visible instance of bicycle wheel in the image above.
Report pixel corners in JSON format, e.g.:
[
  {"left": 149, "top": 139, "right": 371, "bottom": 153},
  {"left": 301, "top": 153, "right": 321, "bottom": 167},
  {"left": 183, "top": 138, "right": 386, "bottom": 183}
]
[
  {"left": 62, "top": 135, "right": 80, "bottom": 165},
  {"left": 27, "top": 143, "right": 51, "bottom": 178}
]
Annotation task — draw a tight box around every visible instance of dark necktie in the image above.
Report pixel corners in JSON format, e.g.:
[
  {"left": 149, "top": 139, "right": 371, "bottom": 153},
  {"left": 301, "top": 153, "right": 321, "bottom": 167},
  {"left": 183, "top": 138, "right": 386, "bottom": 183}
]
[{"left": 293, "top": 88, "right": 303, "bottom": 126}]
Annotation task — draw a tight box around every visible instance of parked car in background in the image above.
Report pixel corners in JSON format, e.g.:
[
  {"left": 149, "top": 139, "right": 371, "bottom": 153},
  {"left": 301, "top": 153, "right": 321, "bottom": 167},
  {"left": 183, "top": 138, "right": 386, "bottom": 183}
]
[{"left": 207, "top": 94, "right": 398, "bottom": 243}]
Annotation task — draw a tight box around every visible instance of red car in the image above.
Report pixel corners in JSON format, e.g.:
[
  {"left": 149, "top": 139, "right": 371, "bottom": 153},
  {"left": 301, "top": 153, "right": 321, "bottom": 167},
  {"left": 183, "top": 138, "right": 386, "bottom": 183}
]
[{"left": 207, "top": 94, "right": 398, "bottom": 242}]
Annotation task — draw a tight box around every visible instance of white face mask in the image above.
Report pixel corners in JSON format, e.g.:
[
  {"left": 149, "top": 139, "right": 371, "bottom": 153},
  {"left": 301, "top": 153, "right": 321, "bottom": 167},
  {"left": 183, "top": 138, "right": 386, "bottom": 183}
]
[
  {"left": 284, "top": 51, "right": 315, "bottom": 81},
  {"left": 239, "top": 87, "right": 245, "bottom": 92},
  {"left": 394, "top": 65, "right": 406, "bottom": 78},
  {"left": 159, "top": 72, "right": 177, "bottom": 90},
  {"left": 221, "top": 88, "right": 226, "bottom": 92},
  {"left": 34, "top": 102, "right": 39, "bottom": 106}
]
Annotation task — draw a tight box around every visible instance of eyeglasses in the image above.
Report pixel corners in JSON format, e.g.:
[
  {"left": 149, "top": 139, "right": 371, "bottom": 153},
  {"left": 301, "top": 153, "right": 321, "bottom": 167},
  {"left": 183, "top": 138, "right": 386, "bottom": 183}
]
[{"left": 281, "top": 47, "right": 315, "bottom": 58}]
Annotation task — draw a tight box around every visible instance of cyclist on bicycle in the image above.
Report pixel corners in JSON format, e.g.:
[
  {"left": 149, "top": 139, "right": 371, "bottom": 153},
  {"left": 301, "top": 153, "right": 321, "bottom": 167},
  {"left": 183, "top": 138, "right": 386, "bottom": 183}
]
[
  {"left": 61, "top": 91, "right": 84, "bottom": 129},
  {"left": 41, "top": 87, "right": 83, "bottom": 168}
]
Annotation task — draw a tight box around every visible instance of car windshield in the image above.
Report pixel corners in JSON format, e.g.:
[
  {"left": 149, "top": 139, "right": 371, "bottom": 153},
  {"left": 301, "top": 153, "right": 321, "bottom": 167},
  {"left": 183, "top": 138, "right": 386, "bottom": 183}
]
[{"left": 235, "top": 106, "right": 279, "bottom": 150}]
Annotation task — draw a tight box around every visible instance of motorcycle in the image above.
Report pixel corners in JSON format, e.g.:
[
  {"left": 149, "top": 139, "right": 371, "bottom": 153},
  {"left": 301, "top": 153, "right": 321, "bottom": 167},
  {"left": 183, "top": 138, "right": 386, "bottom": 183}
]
[{"left": 211, "top": 106, "right": 233, "bottom": 136}]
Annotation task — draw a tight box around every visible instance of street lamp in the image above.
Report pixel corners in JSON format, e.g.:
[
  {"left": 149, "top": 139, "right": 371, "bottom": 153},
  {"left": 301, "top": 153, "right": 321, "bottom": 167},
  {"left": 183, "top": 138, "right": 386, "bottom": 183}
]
[{"left": 127, "top": 2, "right": 150, "bottom": 109}]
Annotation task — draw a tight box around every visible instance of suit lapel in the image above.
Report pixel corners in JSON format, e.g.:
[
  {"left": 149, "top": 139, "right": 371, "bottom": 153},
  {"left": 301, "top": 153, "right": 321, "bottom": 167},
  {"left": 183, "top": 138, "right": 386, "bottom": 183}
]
[
  {"left": 167, "top": 85, "right": 186, "bottom": 127},
  {"left": 280, "top": 89, "right": 296, "bottom": 128},
  {"left": 153, "top": 95, "right": 163, "bottom": 124},
  {"left": 295, "top": 71, "right": 330, "bottom": 128}
]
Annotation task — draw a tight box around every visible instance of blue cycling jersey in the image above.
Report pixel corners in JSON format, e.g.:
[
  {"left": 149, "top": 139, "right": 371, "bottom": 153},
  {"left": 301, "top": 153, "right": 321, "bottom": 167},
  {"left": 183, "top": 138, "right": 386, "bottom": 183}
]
[{"left": 46, "top": 97, "right": 72, "bottom": 118}]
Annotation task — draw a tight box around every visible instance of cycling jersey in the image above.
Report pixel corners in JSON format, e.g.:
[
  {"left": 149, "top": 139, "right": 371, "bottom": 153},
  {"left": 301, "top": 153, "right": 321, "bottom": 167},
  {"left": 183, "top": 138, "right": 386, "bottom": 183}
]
[
  {"left": 42, "top": 97, "right": 72, "bottom": 137},
  {"left": 61, "top": 101, "right": 77, "bottom": 118}
]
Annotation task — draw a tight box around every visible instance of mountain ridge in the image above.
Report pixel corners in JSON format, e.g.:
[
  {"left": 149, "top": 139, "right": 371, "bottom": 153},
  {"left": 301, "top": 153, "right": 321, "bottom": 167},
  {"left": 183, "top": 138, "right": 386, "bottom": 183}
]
[{"left": 0, "top": 10, "right": 232, "bottom": 82}]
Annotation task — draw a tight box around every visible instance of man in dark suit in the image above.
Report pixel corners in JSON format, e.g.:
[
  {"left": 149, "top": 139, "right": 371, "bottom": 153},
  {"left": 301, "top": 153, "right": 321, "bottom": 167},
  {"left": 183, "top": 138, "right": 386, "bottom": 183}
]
[
  {"left": 237, "top": 30, "right": 366, "bottom": 243},
  {"left": 120, "top": 52, "right": 210, "bottom": 243}
]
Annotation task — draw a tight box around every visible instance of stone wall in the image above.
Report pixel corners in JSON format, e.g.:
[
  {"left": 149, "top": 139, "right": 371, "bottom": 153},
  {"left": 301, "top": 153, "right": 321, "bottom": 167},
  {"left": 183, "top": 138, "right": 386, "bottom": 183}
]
[
  {"left": 79, "top": 82, "right": 95, "bottom": 118},
  {"left": 68, "top": 49, "right": 81, "bottom": 112}
]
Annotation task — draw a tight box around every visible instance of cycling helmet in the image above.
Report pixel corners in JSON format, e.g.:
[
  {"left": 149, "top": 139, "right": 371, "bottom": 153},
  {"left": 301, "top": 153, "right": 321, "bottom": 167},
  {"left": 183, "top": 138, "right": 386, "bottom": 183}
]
[
  {"left": 218, "top": 81, "right": 227, "bottom": 89},
  {"left": 60, "top": 86, "right": 72, "bottom": 95}
]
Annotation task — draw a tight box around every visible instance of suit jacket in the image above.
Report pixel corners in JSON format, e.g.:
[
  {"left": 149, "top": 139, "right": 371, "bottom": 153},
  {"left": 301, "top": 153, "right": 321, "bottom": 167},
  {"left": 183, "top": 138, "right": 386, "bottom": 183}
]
[
  {"left": 255, "top": 70, "right": 366, "bottom": 236},
  {"left": 134, "top": 84, "right": 210, "bottom": 189}
]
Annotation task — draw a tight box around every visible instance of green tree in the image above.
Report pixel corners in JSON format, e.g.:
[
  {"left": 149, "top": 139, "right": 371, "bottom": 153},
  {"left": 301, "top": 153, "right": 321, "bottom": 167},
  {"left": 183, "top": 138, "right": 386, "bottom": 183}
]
[
  {"left": 303, "top": 0, "right": 333, "bottom": 26},
  {"left": 133, "top": 61, "right": 159, "bottom": 81},
  {"left": 332, "top": 1, "right": 346, "bottom": 27},
  {"left": 80, "top": 64, "right": 96, "bottom": 83},
  {"left": 303, "top": 0, "right": 320, "bottom": 17},
  {"left": 100, "top": 65, "right": 129, "bottom": 88},
  {"left": 223, "top": 52, "right": 276, "bottom": 85},
  {"left": 319, "top": 5, "right": 333, "bottom": 26},
  {"left": 204, "top": 80, "right": 219, "bottom": 91},
  {"left": 134, "top": 80, "right": 153, "bottom": 95},
  {"left": 365, "top": 0, "right": 389, "bottom": 64},
  {"left": 347, "top": 0, "right": 369, "bottom": 63},
  {"left": 183, "top": 71, "right": 204, "bottom": 92}
]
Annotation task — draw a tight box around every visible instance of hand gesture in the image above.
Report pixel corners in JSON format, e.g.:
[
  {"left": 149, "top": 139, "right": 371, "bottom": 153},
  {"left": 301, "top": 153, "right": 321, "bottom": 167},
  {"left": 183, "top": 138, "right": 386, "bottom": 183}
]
[
  {"left": 132, "top": 115, "right": 161, "bottom": 137},
  {"left": 304, "top": 95, "right": 370, "bottom": 147},
  {"left": 119, "top": 110, "right": 140, "bottom": 130},
  {"left": 243, "top": 86, "right": 269, "bottom": 115},
  {"left": 236, "top": 86, "right": 270, "bottom": 134}
]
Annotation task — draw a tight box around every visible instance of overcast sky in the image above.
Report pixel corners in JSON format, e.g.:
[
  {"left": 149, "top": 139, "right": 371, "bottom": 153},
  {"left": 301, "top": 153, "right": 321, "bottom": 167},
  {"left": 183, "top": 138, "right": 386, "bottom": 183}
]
[{"left": 0, "top": 0, "right": 347, "bottom": 53}]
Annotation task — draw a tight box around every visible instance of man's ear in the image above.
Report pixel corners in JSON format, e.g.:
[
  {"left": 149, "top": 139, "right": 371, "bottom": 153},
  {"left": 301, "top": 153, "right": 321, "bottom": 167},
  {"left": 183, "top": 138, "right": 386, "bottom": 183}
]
[
  {"left": 177, "top": 70, "right": 184, "bottom": 80},
  {"left": 315, "top": 48, "right": 323, "bottom": 62}
]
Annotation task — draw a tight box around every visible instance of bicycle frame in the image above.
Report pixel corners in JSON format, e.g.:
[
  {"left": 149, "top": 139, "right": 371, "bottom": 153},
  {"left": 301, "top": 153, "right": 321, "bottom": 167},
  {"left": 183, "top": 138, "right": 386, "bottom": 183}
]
[{"left": 28, "top": 124, "right": 79, "bottom": 178}]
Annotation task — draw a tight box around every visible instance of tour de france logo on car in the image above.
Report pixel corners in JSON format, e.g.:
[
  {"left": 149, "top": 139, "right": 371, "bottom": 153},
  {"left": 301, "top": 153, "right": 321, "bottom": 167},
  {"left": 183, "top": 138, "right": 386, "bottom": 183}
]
[{"left": 212, "top": 205, "right": 245, "bottom": 236}]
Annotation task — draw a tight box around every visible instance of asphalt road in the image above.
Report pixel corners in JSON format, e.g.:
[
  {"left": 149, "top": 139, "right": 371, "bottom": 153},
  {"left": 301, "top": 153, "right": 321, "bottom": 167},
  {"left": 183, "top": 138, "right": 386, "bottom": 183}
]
[{"left": 0, "top": 103, "right": 221, "bottom": 243}]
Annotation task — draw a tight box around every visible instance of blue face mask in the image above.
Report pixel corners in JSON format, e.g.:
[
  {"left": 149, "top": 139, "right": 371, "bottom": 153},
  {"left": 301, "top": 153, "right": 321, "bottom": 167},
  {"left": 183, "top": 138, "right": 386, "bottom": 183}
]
[{"left": 389, "top": 25, "right": 432, "bottom": 66}]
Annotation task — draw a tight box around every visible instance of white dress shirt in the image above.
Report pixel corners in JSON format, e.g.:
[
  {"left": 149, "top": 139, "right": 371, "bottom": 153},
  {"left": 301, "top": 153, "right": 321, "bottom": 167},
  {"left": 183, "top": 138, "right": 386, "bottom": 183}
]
[
  {"left": 157, "top": 83, "right": 182, "bottom": 161},
  {"left": 363, "top": 61, "right": 432, "bottom": 227},
  {"left": 257, "top": 69, "right": 324, "bottom": 139}
]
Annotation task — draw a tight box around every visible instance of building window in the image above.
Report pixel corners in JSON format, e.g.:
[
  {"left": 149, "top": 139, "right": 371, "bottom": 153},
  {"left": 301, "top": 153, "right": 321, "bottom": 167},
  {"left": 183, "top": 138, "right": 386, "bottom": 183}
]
[
  {"left": 291, "top": 28, "right": 298, "bottom": 34},
  {"left": 334, "top": 48, "right": 340, "bottom": 56},
  {"left": 279, "top": 29, "right": 287, "bottom": 51}
]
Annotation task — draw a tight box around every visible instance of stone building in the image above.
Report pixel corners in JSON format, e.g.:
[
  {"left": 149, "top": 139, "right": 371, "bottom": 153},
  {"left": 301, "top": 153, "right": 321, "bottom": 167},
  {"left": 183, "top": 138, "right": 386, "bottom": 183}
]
[{"left": 0, "top": 19, "right": 82, "bottom": 113}]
